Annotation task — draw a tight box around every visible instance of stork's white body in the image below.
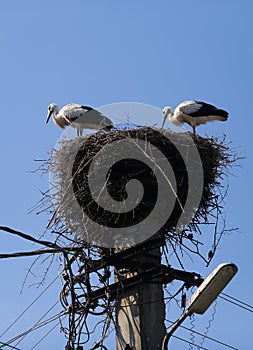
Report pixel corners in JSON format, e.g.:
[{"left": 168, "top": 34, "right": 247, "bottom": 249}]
[
  {"left": 46, "top": 103, "right": 113, "bottom": 136},
  {"left": 162, "top": 100, "right": 229, "bottom": 134}
]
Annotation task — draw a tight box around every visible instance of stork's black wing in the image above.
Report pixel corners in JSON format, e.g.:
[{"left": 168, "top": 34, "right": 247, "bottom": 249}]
[{"left": 192, "top": 101, "right": 229, "bottom": 119}]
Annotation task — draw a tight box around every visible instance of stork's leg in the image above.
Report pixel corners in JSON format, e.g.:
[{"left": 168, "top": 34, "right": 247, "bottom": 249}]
[{"left": 192, "top": 126, "right": 196, "bottom": 134}]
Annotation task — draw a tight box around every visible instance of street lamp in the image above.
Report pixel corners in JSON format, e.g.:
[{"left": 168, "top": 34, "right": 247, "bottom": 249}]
[{"left": 162, "top": 263, "right": 238, "bottom": 350}]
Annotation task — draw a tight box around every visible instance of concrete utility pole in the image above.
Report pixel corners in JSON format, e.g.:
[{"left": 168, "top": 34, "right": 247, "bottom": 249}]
[
  {"left": 115, "top": 246, "right": 166, "bottom": 350},
  {"left": 88, "top": 237, "right": 202, "bottom": 350}
]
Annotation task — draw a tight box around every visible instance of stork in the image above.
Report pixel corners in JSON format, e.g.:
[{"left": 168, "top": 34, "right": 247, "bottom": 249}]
[
  {"left": 46, "top": 103, "right": 113, "bottom": 136},
  {"left": 162, "top": 100, "right": 229, "bottom": 134}
]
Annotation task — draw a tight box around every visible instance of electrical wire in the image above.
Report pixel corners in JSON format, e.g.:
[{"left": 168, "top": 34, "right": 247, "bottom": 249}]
[
  {"left": 199, "top": 300, "right": 217, "bottom": 348},
  {"left": 222, "top": 293, "right": 253, "bottom": 309},
  {"left": 0, "top": 248, "right": 74, "bottom": 259},
  {"left": 166, "top": 319, "right": 238, "bottom": 350},
  {"left": 0, "top": 226, "right": 81, "bottom": 259},
  {"left": 0, "top": 342, "right": 21, "bottom": 350},
  {"left": 219, "top": 293, "right": 253, "bottom": 313},
  {"left": 13, "top": 300, "right": 60, "bottom": 347},
  {"left": 2, "top": 226, "right": 251, "bottom": 349},
  {"left": 29, "top": 315, "right": 67, "bottom": 350},
  {"left": 0, "top": 275, "right": 59, "bottom": 339},
  {"left": 0, "top": 312, "right": 66, "bottom": 349},
  {"left": 0, "top": 226, "right": 59, "bottom": 249},
  {"left": 29, "top": 322, "right": 59, "bottom": 350},
  {"left": 188, "top": 313, "right": 195, "bottom": 350},
  {"left": 172, "top": 334, "right": 209, "bottom": 350}
]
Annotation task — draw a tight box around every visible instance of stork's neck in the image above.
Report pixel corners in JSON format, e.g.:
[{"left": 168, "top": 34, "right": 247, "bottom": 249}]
[
  {"left": 169, "top": 112, "right": 175, "bottom": 121},
  {"left": 53, "top": 105, "right": 59, "bottom": 117},
  {"left": 169, "top": 111, "right": 183, "bottom": 126},
  {"left": 167, "top": 110, "right": 175, "bottom": 122}
]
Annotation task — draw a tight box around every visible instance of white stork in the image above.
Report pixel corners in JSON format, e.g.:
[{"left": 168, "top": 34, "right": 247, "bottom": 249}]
[
  {"left": 162, "top": 100, "right": 229, "bottom": 134},
  {"left": 46, "top": 103, "right": 113, "bottom": 136}
]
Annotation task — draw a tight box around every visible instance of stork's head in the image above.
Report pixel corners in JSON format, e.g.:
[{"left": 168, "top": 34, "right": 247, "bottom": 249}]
[
  {"left": 161, "top": 106, "right": 174, "bottom": 129},
  {"left": 46, "top": 103, "right": 58, "bottom": 123}
]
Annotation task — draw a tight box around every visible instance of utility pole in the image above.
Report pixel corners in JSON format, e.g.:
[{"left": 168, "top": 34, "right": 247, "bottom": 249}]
[
  {"left": 87, "top": 236, "right": 203, "bottom": 350},
  {"left": 115, "top": 246, "right": 166, "bottom": 350}
]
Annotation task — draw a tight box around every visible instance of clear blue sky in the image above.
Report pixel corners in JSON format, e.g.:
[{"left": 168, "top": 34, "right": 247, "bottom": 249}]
[{"left": 0, "top": 1, "right": 252, "bottom": 349}]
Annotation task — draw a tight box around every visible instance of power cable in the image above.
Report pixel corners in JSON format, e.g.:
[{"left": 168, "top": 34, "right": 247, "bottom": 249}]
[
  {"left": 0, "top": 248, "right": 74, "bottom": 259},
  {"left": 0, "top": 312, "right": 65, "bottom": 349},
  {"left": 166, "top": 319, "right": 238, "bottom": 350},
  {"left": 30, "top": 315, "right": 67, "bottom": 350},
  {"left": 14, "top": 300, "right": 60, "bottom": 347},
  {"left": 0, "top": 226, "right": 81, "bottom": 258},
  {"left": 172, "top": 334, "right": 208, "bottom": 350},
  {"left": 219, "top": 295, "right": 253, "bottom": 313},
  {"left": 0, "top": 342, "right": 21, "bottom": 350},
  {"left": 188, "top": 313, "right": 195, "bottom": 350},
  {"left": 0, "top": 275, "right": 59, "bottom": 339},
  {"left": 0, "top": 226, "right": 59, "bottom": 249},
  {"left": 220, "top": 293, "right": 253, "bottom": 313},
  {"left": 199, "top": 300, "right": 217, "bottom": 348}
]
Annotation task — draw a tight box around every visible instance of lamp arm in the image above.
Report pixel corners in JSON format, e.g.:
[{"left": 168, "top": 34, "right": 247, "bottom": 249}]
[{"left": 162, "top": 310, "right": 191, "bottom": 350}]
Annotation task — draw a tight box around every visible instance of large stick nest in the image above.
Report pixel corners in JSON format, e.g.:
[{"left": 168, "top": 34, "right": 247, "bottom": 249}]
[{"left": 46, "top": 127, "right": 235, "bottom": 248}]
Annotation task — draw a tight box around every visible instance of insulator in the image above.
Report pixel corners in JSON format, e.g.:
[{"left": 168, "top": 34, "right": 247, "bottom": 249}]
[{"left": 181, "top": 293, "right": 186, "bottom": 309}]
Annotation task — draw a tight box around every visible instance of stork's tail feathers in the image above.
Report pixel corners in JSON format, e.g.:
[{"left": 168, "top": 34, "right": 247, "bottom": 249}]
[
  {"left": 195, "top": 109, "right": 229, "bottom": 125},
  {"left": 216, "top": 108, "right": 229, "bottom": 121},
  {"left": 195, "top": 115, "right": 228, "bottom": 125},
  {"left": 215, "top": 115, "right": 228, "bottom": 122}
]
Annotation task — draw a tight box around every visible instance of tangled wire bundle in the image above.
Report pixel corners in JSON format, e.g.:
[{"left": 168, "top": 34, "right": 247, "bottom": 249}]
[{"left": 46, "top": 126, "right": 235, "bottom": 249}]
